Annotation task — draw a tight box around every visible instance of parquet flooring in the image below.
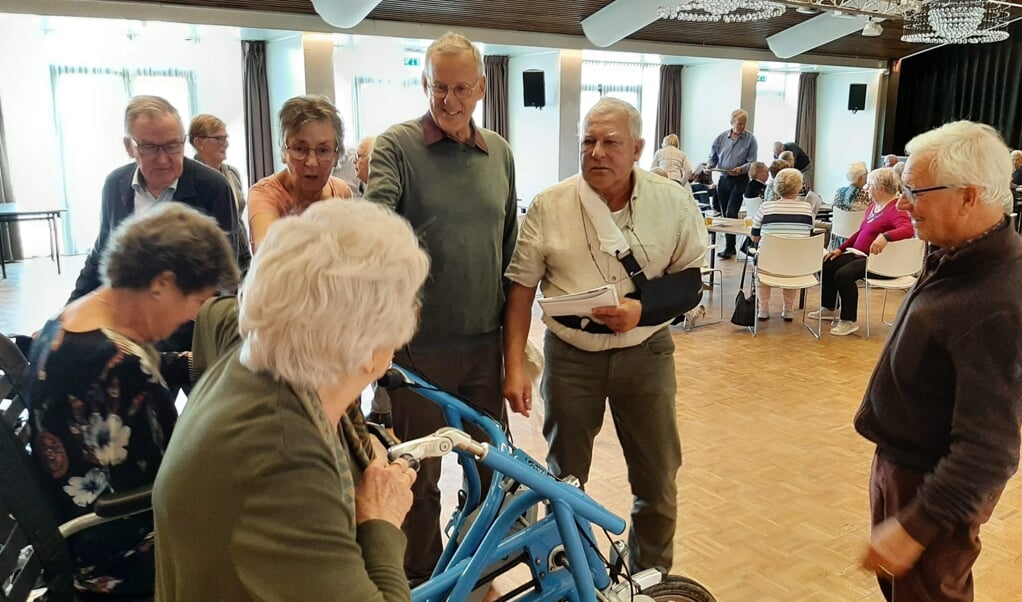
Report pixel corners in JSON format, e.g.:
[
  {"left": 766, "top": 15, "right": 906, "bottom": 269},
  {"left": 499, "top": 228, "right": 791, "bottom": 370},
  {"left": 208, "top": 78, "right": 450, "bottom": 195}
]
[{"left": 4, "top": 253, "right": 1020, "bottom": 600}]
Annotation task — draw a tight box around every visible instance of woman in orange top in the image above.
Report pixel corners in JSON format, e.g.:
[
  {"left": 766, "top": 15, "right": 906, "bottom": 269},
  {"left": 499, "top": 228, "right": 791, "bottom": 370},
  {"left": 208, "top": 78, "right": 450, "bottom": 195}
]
[{"left": 248, "top": 95, "right": 352, "bottom": 250}]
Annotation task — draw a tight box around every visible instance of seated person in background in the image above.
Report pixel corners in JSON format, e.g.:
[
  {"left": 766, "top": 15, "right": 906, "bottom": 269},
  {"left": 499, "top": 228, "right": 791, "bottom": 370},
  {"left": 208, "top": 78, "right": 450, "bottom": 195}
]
[
  {"left": 1011, "top": 149, "right": 1022, "bottom": 186},
  {"left": 883, "top": 154, "right": 899, "bottom": 168},
  {"left": 798, "top": 181, "right": 823, "bottom": 219},
  {"left": 750, "top": 168, "right": 814, "bottom": 322},
  {"left": 810, "top": 167, "right": 914, "bottom": 337},
  {"left": 744, "top": 161, "right": 769, "bottom": 201},
  {"left": 773, "top": 141, "right": 812, "bottom": 173},
  {"left": 764, "top": 159, "right": 791, "bottom": 203},
  {"left": 651, "top": 133, "right": 693, "bottom": 189},
  {"left": 833, "top": 161, "right": 871, "bottom": 212},
  {"left": 247, "top": 95, "right": 352, "bottom": 251},
  {"left": 154, "top": 200, "right": 427, "bottom": 601},
  {"left": 689, "top": 168, "right": 717, "bottom": 213},
  {"left": 25, "top": 204, "right": 238, "bottom": 597}
]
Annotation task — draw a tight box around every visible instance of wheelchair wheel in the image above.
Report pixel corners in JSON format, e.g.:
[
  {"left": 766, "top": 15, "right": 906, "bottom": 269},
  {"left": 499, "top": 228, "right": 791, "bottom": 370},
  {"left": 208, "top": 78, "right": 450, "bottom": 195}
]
[{"left": 641, "top": 574, "right": 716, "bottom": 602}]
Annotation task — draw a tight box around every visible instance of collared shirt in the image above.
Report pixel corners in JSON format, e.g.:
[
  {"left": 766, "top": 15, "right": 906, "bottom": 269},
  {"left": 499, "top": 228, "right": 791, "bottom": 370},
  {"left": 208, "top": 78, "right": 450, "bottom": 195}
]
[
  {"left": 707, "top": 129, "right": 758, "bottom": 174},
  {"left": 421, "top": 112, "right": 489, "bottom": 153},
  {"left": 506, "top": 168, "right": 707, "bottom": 352},
  {"left": 131, "top": 167, "right": 178, "bottom": 213}
]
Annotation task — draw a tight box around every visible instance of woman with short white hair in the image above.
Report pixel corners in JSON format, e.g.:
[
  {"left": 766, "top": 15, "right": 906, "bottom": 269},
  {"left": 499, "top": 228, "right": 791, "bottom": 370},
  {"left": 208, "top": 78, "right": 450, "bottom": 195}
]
[
  {"left": 750, "top": 168, "right": 814, "bottom": 321},
  {"left": 154, "top": 199, "right": 430, "bottom": 600},
  {"left": 651, "top": 133, "right": 692, "bottom": 188},
  {"left": 811, "top": 167, "right": 914, "bottom": 336}
]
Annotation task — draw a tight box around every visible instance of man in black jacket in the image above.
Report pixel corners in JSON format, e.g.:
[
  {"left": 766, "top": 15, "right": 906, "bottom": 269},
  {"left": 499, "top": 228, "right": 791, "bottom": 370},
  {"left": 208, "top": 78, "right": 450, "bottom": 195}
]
[{"left": 68, "top": 95, "right": 240, "bottom": 350}]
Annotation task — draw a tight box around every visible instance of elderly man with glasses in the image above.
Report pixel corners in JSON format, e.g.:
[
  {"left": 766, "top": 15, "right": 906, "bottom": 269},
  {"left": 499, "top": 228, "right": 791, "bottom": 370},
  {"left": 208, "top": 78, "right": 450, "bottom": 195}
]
[
  {"left": 363, "top": 31, "right": 518, "bottom": 585},
  {"left": 856, "top": 121, "right": 1022, "bottom": 601},
  {"left": 68, "top": 95, "right": 240, "bottom": 351}
]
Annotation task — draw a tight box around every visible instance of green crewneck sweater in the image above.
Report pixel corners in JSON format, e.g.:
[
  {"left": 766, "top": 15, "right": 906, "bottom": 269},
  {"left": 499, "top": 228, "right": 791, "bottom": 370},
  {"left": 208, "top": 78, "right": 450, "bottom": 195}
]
[{"left": 365, "top": 114, "right": 518, "bottom": 348}]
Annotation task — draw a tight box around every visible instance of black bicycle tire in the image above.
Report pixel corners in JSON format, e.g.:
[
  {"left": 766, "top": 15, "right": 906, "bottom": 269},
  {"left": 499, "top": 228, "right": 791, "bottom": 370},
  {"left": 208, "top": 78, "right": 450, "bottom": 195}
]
[{"left": 640, "top": 574, "right": 717, "bottom": 602}]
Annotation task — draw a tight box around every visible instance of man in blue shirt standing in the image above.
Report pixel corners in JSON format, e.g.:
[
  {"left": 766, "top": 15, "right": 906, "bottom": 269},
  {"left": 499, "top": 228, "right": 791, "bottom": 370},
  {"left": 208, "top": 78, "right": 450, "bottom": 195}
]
[{"left": 701, "top": 109, "right": 758, "bottom": 259}]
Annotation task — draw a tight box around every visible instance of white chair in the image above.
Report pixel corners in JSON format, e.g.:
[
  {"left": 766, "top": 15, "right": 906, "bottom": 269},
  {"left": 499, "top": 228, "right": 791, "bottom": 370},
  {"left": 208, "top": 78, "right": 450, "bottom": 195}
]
[
  {"left": 753, "top": 233, "right": 827, "bottom": 339},
  {"left": 830, "top": 208, "right": 865, "bottom": 247},
  {"left": 863, "top": 238, "right": 926, "bottom": 338}
]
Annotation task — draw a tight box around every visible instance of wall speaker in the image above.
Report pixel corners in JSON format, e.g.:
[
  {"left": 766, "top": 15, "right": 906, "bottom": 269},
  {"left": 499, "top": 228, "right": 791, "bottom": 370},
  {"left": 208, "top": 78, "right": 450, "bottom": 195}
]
[
  {"left": 523, "top": 70, "right": 546, "bottom": 108},
  {"left": 848, "top": 83, "right": 867, "bottom": 112}
]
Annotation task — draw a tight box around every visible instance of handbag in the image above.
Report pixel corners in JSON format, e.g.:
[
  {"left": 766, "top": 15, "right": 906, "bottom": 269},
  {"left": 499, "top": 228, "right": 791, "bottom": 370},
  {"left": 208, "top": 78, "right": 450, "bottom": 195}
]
[{"left": 730, "top": 257, "right": 757, "bottom": 327}]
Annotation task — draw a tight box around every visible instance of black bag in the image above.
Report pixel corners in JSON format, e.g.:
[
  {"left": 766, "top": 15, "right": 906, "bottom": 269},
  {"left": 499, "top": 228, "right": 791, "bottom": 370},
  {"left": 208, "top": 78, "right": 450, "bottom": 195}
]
[{"left": 730, "top": 257, "right": 756, "bottom": 327}]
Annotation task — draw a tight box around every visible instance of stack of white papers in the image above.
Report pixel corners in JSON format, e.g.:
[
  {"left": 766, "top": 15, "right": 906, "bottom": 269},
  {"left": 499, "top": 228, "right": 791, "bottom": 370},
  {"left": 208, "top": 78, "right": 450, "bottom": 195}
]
[{"left": 537, "top": 284, "right": 619, "bottom": 318}]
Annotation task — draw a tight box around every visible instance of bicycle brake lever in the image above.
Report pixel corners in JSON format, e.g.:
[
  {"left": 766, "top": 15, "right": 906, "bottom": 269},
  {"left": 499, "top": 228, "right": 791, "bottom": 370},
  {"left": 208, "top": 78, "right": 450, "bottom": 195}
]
[{"left": 387, "top": 434, "right": 455, "bottom": 466}]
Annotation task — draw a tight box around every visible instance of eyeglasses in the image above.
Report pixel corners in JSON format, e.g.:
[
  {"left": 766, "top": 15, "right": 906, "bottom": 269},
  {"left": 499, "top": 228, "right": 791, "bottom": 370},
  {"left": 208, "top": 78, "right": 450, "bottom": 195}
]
[
  {"left": 901, "top": 184, "right": 964, "bottom": 205},
  {"left": 284, "top": 145, "right": 338, "bottom": 162},
  {"left": 131, "top": 138, "right": 185, "bottom": 156},
  {"left": 428, "top": 79, "right": 479, "bottom": 100},
  {"left": 196, "top": 135, "right": 229, "bottom": 144}
]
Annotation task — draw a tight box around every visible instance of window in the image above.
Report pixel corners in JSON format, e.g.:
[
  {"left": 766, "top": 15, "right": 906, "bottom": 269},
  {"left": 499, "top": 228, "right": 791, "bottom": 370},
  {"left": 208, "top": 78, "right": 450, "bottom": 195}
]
[
  {"left": 352, "top": 75, "right": 483, "bottom": 143},
  {"left": 580, "top": 61, "right": 660, "bottom": 167},
  {"left": 50, "top": 67, "right": 196, "bottom": 253},
  {"left": 753, "top": 71, "right": 800, "bottom": 165}
]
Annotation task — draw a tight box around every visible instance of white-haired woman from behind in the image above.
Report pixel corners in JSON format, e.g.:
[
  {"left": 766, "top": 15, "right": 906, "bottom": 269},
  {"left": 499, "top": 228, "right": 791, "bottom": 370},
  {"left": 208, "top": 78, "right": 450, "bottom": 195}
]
[
  {"left": 651, "top": 133, "right": 693, "bottom": 190},
  {"left": 154, "top": 199, "right": 429, "bottom": 601}
]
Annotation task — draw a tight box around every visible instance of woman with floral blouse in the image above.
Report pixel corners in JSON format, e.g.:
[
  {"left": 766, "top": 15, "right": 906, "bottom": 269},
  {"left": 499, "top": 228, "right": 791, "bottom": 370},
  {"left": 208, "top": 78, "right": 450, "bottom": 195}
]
[{"left": 25, "top": 203, "right": 238, "bottom": 596}]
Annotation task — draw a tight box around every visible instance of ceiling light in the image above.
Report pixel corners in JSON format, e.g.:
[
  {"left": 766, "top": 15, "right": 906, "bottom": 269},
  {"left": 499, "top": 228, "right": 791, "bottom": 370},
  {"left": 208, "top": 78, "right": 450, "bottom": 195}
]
[
  {"left": 901, "top": 0, "right": 1010, "bottom": 44},
  {"left": 658, "top": 0, "right": 786, "bottom": 23},
  {"left": 862, "top": 21, "right": 883, "bottom": 36}
]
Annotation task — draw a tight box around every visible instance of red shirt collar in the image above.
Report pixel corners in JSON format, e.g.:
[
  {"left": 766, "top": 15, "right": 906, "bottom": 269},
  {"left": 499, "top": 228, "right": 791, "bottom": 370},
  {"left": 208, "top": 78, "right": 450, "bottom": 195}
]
[{"left": 421, "top": 112, "right": 489, "bottom": 153}]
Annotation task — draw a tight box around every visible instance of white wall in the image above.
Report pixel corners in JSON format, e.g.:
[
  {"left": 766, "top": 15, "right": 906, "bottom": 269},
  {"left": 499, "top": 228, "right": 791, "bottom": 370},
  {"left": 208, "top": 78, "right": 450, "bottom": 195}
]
[
  {"left": 509, "top": 51, "right": 562, "bottom": 204},
  {"left": 680, "top": 62, "right": 744, "bottom": 167},
  {"left": 814, "top": 71, "right": 881, "bottom": 202},
  {"left": 0, "top": 14, "right": 245, "bottom": 254},
  {"left": 266, "top": 32, "right": 304, "bottom": 172}
]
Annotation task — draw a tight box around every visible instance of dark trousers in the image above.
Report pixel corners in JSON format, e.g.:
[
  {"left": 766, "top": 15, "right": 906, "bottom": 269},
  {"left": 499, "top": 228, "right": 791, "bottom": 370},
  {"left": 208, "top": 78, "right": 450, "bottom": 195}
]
[
  {"left": 821, "top": 253, "right": 866, "bottom": 321},
  {"left": 717, "top": 173, "right": 748, "bottom": 251},
  {"left": 541, "top": 328, "right": 681, "bottom": 572},
  {"left": 390, "top": 340, "right": 505, "bottom": 584},
  {"left": 869, "top": 452, "right": 1001, "bottom": 601}
]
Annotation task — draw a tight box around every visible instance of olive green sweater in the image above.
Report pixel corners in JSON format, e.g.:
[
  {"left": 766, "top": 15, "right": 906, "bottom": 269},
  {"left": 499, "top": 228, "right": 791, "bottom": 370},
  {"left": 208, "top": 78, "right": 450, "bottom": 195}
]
[
  {"left": 365, "top": 114, "right": 517, "bottom": 348},
  {"left": 154, "top": 300, "right": 408, "bottom": 601}
]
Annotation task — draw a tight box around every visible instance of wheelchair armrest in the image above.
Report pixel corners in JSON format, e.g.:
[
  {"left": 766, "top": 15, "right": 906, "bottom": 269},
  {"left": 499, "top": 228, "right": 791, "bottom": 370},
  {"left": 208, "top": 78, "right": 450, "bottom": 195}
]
[{"left": 93, "top": 486, "right": 152, "bottom": 518}]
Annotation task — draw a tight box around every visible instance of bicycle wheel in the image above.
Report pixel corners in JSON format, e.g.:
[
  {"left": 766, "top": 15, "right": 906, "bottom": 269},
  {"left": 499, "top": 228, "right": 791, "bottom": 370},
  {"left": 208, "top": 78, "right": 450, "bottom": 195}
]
[{"left": 641, "top": 574, "right": 716, "bottom": 602}]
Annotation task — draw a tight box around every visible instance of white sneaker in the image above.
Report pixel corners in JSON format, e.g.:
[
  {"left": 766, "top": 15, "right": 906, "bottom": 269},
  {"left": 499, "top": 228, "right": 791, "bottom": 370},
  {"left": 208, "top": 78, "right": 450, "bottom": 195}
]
[
  {"left": 781, "top": 309, "right": 794, "bottom": 322},
  {"left": 685, "top": 304, "right": 706, "bottom": 327},
  {"left": 808, "top": 308, "right": 837, "bottom": 320},
  {"left": 830, "top": 320, "right": 859, "bottom": 336}
]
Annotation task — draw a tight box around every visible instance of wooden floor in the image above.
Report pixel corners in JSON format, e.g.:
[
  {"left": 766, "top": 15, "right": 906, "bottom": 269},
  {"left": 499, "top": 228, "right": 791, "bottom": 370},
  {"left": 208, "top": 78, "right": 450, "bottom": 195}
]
[{"left": 4, "top": 254, "right": 1021, "bottom": 600}]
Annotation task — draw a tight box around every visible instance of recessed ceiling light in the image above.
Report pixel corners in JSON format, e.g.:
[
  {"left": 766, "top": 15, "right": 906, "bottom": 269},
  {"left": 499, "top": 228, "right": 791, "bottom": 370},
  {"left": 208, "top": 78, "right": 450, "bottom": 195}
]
[{"left": 862, "top": 21, "right": 884, "bottom": 36}]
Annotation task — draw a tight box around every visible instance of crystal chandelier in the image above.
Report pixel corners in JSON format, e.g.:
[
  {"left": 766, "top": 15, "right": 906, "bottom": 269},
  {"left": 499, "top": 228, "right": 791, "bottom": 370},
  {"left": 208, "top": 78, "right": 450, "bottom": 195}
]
[
  {"left": 901, "top": 0, "right": 1010, "bottom": 44},
  {"left": 658, "top": 0, "right": 786, "bottom": 23}
]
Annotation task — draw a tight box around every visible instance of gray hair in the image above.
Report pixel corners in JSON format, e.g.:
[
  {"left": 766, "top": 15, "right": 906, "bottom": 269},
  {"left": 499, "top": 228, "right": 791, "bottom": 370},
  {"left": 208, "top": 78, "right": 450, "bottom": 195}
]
[
  {"left": 778, "top": 150, "right": 795, "bottom": 165},
  {"left": 101, "top": 203, "right": 239, "bottom": 294},
  {"left": 424, "top": 32, "right": 484, "bottom": 78},
  {"left": 846, "top": 161, "right": 868, "bottom": 184},
  {"left": 584, "top": 97, "right": 642, "bottom": 140},
  {"left": 238, "top": 199, "right": 430, "bottom": 390},
  {"left": 662, "top": 134, "right": 679, "bottom": 148},
  {"left": 1010, "top": 149, "right": 1022, "bottom": 168},
  {"left": 772, "top": 168, "right": 803, "bottom": 198},
  {"left": 905, "top": 121, "right": 1011, "bottom": 207},
  {"left": 731, "top": 109, "right": 748, "bottom": 122},
  {"left": 867, "top": 167, "right": 901, "bottom": 195},
  {"left": 124, "top": 95, "right": 183, "bottom": 139},
  {"left": 278, "top": 95, "right": 345, "bottom": 158}
]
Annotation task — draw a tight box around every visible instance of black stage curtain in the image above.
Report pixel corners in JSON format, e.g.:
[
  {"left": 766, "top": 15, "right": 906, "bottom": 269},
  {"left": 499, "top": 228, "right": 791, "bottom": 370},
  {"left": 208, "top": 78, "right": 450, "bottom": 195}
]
[{"left": 894, "top": 19, "right": 1022, "bottom": 153}]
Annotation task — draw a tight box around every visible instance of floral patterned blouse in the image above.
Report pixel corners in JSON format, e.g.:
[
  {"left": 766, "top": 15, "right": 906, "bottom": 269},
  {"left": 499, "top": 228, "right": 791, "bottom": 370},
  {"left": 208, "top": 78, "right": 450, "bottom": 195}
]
[{"left": 25, "top": 318, "right": 188, "bottom": 596}]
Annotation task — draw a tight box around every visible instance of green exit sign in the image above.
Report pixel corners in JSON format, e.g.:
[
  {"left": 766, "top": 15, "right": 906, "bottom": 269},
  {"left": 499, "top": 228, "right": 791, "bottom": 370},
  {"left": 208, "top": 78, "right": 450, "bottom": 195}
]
[{"left": 404, "top": 57, "right": 421, "bottom": 67}]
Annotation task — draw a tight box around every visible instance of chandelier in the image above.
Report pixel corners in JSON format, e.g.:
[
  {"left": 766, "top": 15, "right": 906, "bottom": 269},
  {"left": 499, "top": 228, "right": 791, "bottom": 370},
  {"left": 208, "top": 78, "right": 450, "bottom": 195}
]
[
  {"left": 901, "top": 0, "right": 1010, "bottom": 44},
  {"left": 658, "top": 0, "right": 787, "bottom": 23}
]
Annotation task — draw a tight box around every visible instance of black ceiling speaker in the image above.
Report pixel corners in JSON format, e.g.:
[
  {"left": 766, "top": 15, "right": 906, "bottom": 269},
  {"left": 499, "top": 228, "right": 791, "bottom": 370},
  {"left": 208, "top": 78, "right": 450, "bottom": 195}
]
[
  {"left": 523, "top": 70, "right": 546, "bottom": 108},
  {"left": 848, "top": 83, "right": 867, "bottom": 112}
]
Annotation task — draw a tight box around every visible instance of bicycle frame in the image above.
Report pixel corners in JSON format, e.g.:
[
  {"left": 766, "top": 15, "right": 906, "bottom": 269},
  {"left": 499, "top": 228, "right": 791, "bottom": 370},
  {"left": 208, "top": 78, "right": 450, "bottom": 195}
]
[{"left": 383, "top": 365, "right": 632, "bottom": 602}]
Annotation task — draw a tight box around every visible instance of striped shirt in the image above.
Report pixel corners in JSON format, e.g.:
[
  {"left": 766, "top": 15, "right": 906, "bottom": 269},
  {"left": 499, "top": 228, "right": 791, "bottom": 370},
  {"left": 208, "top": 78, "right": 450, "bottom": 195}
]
[{"left": 751, "top": 198, "right": 814, "bottom": 238}]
